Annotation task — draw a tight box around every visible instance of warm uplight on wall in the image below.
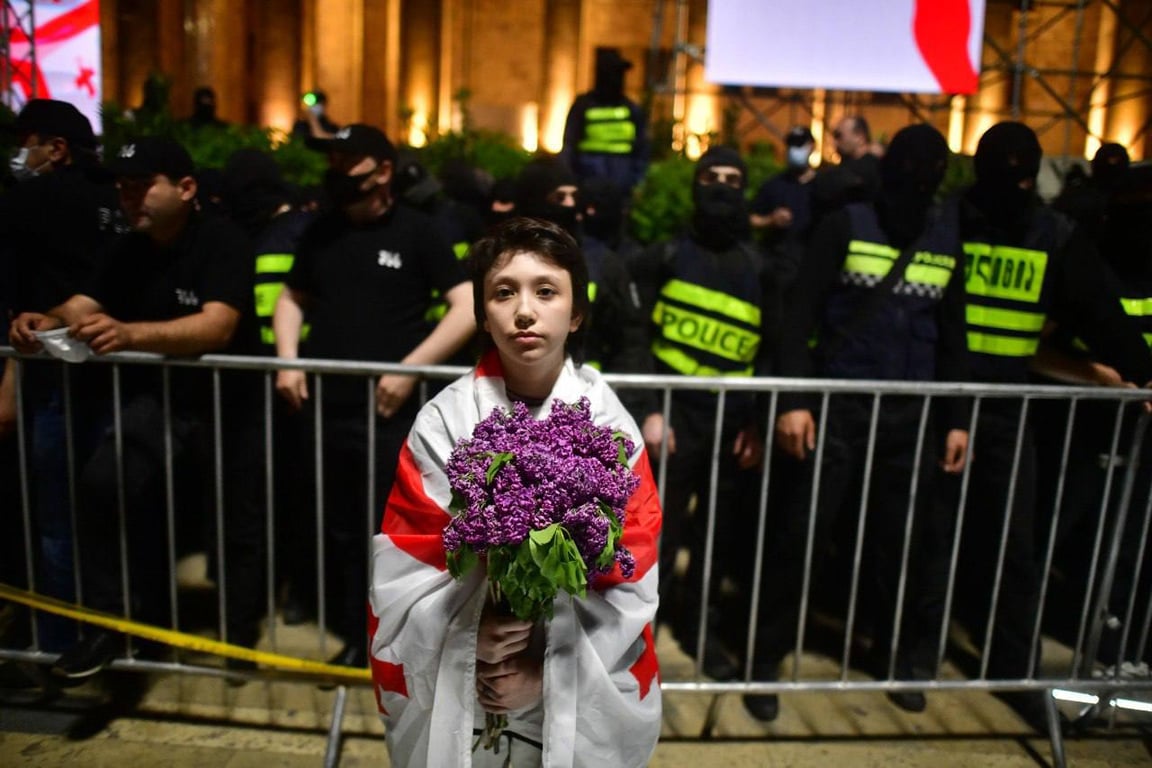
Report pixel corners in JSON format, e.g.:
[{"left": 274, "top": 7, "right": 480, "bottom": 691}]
[
  {"left": 408, "top": 111, "right": 429, "bottom": 148},
  {"left": 965, "top": 111, "right": 997, "bottom": 155},
  {"left": 947, "top": 95, "right": 966, "bottom": 154},
  {"left": 521, "top": 102, "right": 539, "bottom": 153},
  {"left": 541, "top": 89, "right": 571, "bottom": 154},
  {"left": 684, "top": 96, "right": 717, "bottom": 160},
  {"left": 264, "top": 101, "right": 295, "bottom": 137}
]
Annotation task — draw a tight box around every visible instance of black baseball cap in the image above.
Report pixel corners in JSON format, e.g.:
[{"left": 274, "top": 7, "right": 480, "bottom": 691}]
[
  {"left": 786, "top": 126, "right": 815, "bottom": 147},
  {"left": 14, "top": 99, "right": 97, "bottom": 151},
  {"left": 107, "top": 137, "right": 196, "bottom": 180},
  {"left": 307, "top": 124, "right": 397, "bottom": 164}
]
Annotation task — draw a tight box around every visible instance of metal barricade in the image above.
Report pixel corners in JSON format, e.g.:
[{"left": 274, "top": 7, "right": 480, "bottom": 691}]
[{"left": 1, "top": 347, "right": 1150, "bottom": 767}]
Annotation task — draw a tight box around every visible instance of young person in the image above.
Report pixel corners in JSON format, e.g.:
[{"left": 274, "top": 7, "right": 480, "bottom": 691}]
[{"left": 367, "top": 218, "right": 662, "bottom": 767}]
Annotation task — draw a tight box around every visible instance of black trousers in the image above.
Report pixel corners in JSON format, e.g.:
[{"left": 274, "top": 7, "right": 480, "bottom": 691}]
[
  {"left": 753, "top": 396, "right": 944, "bottom": 669},
  {"left": 946, "top": 404, "right": 1042, "bottom": 680},
  {"left": 301, "top": 401, "right": 414, "bottom": 648},
  {"left": 656, "top": 399, "right": 760, "bottom": 641}
]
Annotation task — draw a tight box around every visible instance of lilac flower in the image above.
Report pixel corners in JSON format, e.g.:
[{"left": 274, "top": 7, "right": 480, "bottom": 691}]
[{"left": 443, "top": 397, "right": 639, "bottom": 614}]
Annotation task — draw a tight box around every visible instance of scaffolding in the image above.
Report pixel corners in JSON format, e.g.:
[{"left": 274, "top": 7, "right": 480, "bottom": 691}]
[
  {"left": 1, "top": 0, "right": 37, "bottom": 113},
  {"left": 648, "top": 0, "right": 1152, "bottom": 161}
]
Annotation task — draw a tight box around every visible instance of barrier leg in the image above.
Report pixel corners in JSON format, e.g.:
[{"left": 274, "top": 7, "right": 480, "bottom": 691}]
[
  {"left": 1045, "top": 688, "right": 1067, "bottom": 768},
  {"left": 700, "top": 693, "right": 722, "bottom": 738},
  {"left": 324, "top": 685, "right": 348, "bottom": 768}
]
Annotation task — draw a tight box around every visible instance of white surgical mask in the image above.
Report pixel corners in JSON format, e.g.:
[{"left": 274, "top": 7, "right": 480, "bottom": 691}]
[
  {"left": 786, "top": 146, "right": 811, "bottom": 169},
  {"left": 9, "top": 146, "right": 48, "bottom": 181}
]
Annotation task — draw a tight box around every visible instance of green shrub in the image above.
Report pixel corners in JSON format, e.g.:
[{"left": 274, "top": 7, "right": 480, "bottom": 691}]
[{"left": 629, "top": 141, "right": 782, "bottom": 244}]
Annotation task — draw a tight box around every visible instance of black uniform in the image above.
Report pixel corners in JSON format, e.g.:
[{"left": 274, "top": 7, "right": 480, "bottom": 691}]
[
  {"left": 78, "top": 213, "right": 257, "bottom": 638},
  {"left": 285, "top": 203, "right": 466, "bottom": 649},
  {"left": 764, "top": 126, "right": 968, "bottom": 694},
  {"left": 950, "top": 125, "right": 1152, "bottom": 690}
]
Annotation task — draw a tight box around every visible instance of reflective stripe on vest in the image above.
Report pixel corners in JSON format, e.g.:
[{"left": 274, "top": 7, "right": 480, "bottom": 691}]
[
  {"left": 843, "top": 240, "right": 955, "bottom": 289},
  {"left": 652, "top": 339, "right": 755, "bottom": 377},
  {"left": 652, "top": 278, "right": 761, "bottom": 366},
  {"left": 578, "top": 106, "right": 636, "bottom": 154},
  {"left": 256, "top": 253, "right": 294, "bottom": 275},
  {"left": 453, "top": 241, "right": 470, "bottom": 260},
  {"left": 1119, "top": 296, "right": 1152, "bottom": 349},
  {"left": 963, "top": 242, "right": 1049, "bottom": 357},
  {"left": 588, "top": 281, "right": 598, "bottom": 304}
]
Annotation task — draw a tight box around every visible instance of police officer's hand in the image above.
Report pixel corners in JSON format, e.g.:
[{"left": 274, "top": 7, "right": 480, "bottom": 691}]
[
  {"left": 73, "top": 313, "right": 134, "bottom": 354},
  {"left": 733, "top": 427, "right": 764, "bottom": 469},
  {"left": 8, "top": 312, "right": 60, "bottom": 352},
  {"left": 642, "top": 413, "right": 676, "bottom": 458},
  {"left": 770, "top": 207, "right": 794, "bottom": 229},
  {"left": 939, "top": 429, "right": 968, "bottom": 474},
  {"left": 376, "top": 373, "right": 416, "bottom": 419},
  {"left": 776, "top": 409, "right": 816, "bottom": 461},
  {"left": 276, "top": 369, "right": 309, "bottom": 411}
]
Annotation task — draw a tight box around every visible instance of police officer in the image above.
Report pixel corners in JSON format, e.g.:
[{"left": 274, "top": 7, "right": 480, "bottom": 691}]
[
  {"left": 630, "top": 146, "right": 769, "bottom": 680},
  {"left": 951, "top": 121, "right": 1152, "bottom": 733},
  {"left": 758, "top": 124, "right": 970, "bottom": 721},
  {"left": 560, "top": 48, "right": 650, "bottom": 193}
]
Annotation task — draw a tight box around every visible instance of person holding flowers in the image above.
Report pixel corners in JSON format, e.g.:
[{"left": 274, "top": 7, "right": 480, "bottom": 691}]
[{"left": 368, "top": 217, "right": 662, "bottom": 767}]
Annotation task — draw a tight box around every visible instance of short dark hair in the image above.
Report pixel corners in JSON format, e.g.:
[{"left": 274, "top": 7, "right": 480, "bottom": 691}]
[
  {"left": 470, "top": 217, "right": 590, "bottom": 365},
  {"left": 852, "top": 116, "right": 871, "bottom": 143}
]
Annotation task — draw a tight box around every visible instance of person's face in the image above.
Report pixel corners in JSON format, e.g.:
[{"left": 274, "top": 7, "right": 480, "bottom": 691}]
[
  {"left": 117, "top": 173, "right": 195, "bottom": 233},
  {"left": 833, "top": 119, "right": 863, "bottom": 159},
  {"left": 14, "top": 133, "right": 62, "bottom": 173},
  {"left": 696, "top": 164, "right": 744, "bottom": 190},
  {"left": 546, "top": 184, "right": 579, "bottom": 208},
  {"left": 328, "top": 152, "right": 392, "bottom": 216},
  {"left": 482, "top": 250, "right": 582, "bottom": 377}
]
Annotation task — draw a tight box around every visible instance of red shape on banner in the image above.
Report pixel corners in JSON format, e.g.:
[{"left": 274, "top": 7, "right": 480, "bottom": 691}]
[
  {"left": 913, "top": 0, "right": 980, "bottom": 95},
  {"left": 75, "top": 60, "right": 96, "bottom": 97}
]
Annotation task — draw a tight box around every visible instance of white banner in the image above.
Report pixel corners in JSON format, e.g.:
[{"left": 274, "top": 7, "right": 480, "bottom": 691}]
[
  {"left": 705, "top": 0, "right": 986, "bottom": 95},
  {"left": 6, "top": 0, "right": 103, "bottom": 132}
]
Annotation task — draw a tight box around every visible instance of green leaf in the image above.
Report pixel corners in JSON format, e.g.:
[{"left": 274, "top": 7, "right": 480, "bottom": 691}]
[{"left": 485, "top": 452, "right": 514, "bottom": 484}]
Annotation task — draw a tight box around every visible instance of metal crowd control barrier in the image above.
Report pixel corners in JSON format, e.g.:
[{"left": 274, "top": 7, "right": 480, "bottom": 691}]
[{"left": 1, "top": 347, "right": 1151, "bottom": 767}]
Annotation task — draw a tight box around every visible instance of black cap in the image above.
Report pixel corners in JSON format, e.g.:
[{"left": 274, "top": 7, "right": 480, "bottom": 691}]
[
  {"left": 696, "top": 146, "right": 747, "bottom": 180},
  {"left": 307, "top": 124, "right": 397, "bottom": 164},
  {"left": 14, "top": 99, "right": 97, "bottom": 151},
  {"left": 785, "top": 126, "right": 815, "bottom": 147},
  {"left": 107, "top": 137, "right": 195, "bottom": 179}
]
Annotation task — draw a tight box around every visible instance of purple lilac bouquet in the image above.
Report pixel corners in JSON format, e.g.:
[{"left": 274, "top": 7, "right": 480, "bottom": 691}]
[
  {"left": 444, "top": 396, "right": 639, "bottom": 619},
  {"left": 444, "top": 396, "right": 640, "bottom": 751}
]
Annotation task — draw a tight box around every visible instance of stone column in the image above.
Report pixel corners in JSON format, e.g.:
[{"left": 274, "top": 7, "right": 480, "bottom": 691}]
[{"left": 541, "top": 0, "right": 581, "bottom": 153}]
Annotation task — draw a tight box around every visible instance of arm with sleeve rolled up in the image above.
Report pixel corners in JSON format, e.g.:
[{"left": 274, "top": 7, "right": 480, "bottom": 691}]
[
  {"left": 71, "top": 301, "right": 239, "bottom": 356},
  {"left": 273, "top": 285, "right": 309, "bottom": 410},
  {"left": 375, "top": 281, "right": 475, "bottom": 418}
]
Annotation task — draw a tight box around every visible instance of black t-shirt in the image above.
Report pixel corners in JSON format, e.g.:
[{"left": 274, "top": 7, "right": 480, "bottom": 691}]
[
  {"left": 0, "top": 164, "right": 124, "bottom": 314},
  {"left": 92, "top": 212, "right": 255, "bottom": 410},
  {"left": 286, "top": 203, "right": 467, "bottom": 404}
]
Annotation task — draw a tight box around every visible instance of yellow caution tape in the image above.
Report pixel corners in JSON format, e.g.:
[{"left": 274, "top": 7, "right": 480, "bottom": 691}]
[{"left": 0, "top": 583, "right": 372, "bottom": 684}]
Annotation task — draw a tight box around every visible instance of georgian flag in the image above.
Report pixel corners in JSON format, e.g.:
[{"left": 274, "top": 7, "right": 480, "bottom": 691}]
[{"left": 369, "top": 349, "right": 662, "bottom": 767}]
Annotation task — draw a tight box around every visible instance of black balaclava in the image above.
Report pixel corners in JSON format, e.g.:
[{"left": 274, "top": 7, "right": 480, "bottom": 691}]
[
  {"left": 1091, "top": 142, "right": 1130, "bottom": 192},
  {"left": 192, "top": 87, "right": 218, "bottom": 124},
  {"left": 579, "top": 176, "right": 625, "bottom": 247},
  {"left": 593, "top": 48, "right": 630, "bottom": 102},
  {"left": 222, "top": 148, "right": 290, "bottom": 236},
  {"left": 692, "top": 146, "right": 750, "bottom": 250},
  {"left": 971, "top": 121, "right": 1042, "bottom": 231},
  {"left": 876, "top": 123, "right": 949, "bottom": 249},
  {"left": 515, "top": 157, "right": 580, "bottom": 236},
  {"left": 1102, "top": 167, "right": 1152, "bottom": 280}
]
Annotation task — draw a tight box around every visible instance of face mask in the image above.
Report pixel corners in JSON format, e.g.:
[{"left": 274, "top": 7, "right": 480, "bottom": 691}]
[
  {"left": 323, "top": 167, "right": 376, "bottom": 207},
  {"left": 692, "top": 183, "right": 749, "bottom": 247},
  {"left": 9, "top": 146, "right": 47, "bottom": 181},
  {"left": 786, "top": 146, "right": 810, "bottom": 169}
]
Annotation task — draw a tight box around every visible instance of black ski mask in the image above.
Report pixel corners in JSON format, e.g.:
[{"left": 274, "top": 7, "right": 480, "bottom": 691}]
[
  {"left": 692, "top": 146, "right": 750, "bottom": 249},
  {"left": 877, "top": 124, "right": 949, "bottom": 249},
  {"left": 971, "top": 121, "right": 1042, "bottom": 230},
  {"left": 515, "top": 157, "right": 580, "bottom": 236},
  {"left": 593, "top": 48, "right": 631, "bottom": 102},
  {"left": 578, "top": 177, "right": 625, "bottom": 247}
]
